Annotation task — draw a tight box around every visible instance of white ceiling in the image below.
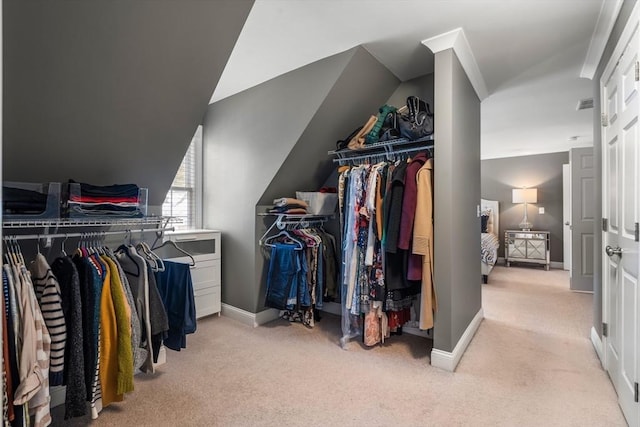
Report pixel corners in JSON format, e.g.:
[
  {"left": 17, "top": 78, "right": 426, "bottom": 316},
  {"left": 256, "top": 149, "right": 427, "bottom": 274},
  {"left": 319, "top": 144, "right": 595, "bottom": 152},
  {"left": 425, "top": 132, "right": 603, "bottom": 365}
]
[{"left": 211, "top": 0, "right": 613, "bottom": 159}]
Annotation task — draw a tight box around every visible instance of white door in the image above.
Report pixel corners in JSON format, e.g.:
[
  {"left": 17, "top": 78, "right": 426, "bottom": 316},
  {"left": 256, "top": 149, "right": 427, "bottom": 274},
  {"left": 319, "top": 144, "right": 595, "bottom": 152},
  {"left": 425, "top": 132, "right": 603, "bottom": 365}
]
[
  {"left": 563, "top": 164, "right": 571, "bottom": 271},
  {"left": 601, "top": 12, "right": 639, "bottom": 426},
  {"left": 570, "top": 147, "right": 595, "bottom": 291}
]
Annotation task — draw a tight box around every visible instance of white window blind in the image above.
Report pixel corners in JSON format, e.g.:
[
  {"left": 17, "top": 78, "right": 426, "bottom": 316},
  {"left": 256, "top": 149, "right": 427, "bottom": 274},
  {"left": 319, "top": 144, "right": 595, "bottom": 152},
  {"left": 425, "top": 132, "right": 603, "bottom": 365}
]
[{"left": 162, "top": 126, "right": 202, "bottom": 230}]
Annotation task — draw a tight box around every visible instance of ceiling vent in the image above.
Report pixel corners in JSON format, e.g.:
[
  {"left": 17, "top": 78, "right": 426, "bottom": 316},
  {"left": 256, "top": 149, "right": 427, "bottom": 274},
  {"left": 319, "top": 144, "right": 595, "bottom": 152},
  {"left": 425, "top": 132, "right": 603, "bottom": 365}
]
[{"left": 577, "top": 98, "right": 594, "bottom": 110}]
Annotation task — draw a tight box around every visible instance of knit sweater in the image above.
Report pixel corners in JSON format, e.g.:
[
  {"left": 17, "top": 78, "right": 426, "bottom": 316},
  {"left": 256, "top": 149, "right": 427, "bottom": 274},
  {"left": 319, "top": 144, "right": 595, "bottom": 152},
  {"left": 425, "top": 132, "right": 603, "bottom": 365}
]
[
  {"left": 106, "top": 251, "right": 144, "bottom": 371},
  {"left": 115, "top": 246, "right": 155, "bottom": 374},
  {"left": 29, "top": 253, "right": 67, "bottom": 386},
  {"left": 71, "top": 255, "right": 97, "bottom": 404},
  {"left": 96, "top": 257, "right": 124, "bottom": 407},
  {"left": 13, "top": 264, "right": 52, "bottom": 427},
  {"left": 101, "top": 256, "right": 134, "bottom": 396},
  {"left": 51, "top": 256, "right": 87, "bottom": 419}
]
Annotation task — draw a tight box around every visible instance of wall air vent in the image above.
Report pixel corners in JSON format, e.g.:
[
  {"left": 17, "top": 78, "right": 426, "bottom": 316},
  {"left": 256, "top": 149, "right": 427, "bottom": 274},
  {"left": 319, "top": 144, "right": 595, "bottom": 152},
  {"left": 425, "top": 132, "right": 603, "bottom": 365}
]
[{"left": 576, "top": 98, "right": 594, "bottom": 110}]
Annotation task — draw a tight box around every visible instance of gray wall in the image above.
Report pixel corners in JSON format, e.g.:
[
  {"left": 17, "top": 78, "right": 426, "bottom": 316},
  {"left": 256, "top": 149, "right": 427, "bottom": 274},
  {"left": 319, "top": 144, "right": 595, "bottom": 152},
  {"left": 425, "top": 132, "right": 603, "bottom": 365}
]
[
  {"left": 481, "top": 151, "right": 568, "bottom": 262},
  {"left": 433, "top": 49, "right": 481, "bottom": 353},
  {"left": 386, "top": 73, "right": 435, "bottom": 110},
  {"left": 592, "top": 0, "right": 637, "bottom": 337},
  {"left": 203, "top": 47, "right": 400, "bottom": 313},
  {"left": 3, "top": 0, "right": 253, "bottom": 205}
]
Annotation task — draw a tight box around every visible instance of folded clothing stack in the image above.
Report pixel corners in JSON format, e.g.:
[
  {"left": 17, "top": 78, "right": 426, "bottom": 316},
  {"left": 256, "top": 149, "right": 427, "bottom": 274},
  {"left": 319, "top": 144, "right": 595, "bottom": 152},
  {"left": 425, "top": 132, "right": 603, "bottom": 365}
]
[
  {"left": 268, "top": 197, "right": 308, "bottom": 215},
  {"left": 3, "top": 186, "right": 49, "bottom": 216},
  {"left": 68, "top": 180, "right": 144, "bottom": 218}
]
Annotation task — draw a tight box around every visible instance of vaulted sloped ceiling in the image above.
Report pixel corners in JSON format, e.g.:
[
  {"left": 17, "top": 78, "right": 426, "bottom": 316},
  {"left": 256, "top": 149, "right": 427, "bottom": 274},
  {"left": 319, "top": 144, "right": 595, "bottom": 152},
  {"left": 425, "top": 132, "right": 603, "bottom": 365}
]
[{"left": 3, "top": 0, "right": 254, "bottom": 205}]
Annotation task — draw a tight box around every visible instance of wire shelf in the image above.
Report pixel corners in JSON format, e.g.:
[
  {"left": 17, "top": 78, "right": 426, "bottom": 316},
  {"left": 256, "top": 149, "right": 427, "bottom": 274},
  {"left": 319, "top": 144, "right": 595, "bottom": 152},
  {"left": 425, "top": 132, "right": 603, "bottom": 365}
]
[{"left": 2, "top": 216, "right": 180, "bottom": 229}]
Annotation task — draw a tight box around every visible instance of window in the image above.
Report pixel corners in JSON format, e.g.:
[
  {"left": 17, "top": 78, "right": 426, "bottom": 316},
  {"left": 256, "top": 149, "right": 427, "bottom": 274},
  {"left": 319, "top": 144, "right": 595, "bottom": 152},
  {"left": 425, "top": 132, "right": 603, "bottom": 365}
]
[{"left": 162, "top": 125, "right": 202, "bottom": 230}]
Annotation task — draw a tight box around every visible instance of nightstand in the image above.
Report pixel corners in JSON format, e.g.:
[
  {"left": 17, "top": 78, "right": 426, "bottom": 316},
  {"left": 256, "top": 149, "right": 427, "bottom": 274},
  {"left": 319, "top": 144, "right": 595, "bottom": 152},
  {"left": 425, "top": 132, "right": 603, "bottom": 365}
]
[{"left": 505, "top": 230, "right": 550, "bottom": 270}]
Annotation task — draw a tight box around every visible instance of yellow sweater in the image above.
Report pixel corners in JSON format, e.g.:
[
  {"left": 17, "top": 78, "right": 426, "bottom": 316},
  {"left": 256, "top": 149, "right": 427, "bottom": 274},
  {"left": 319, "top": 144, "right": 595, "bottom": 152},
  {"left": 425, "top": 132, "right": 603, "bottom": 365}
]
[
  {"left": 99, "top": 255, "right": 134, "bottom": 405},
  {"left": 102, "top": 256, "right": 134, "bottom": 395}
]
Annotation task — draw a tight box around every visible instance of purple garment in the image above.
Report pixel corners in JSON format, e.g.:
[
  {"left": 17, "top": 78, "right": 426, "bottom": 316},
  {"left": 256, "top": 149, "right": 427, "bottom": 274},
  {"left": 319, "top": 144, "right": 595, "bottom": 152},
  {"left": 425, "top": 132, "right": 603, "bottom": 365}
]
[
  {"left": 397, "top": 153, "right": 428, "bottom": 281},
  {"left": 397, "top": 152, "right": 428, "bottom": 250}
]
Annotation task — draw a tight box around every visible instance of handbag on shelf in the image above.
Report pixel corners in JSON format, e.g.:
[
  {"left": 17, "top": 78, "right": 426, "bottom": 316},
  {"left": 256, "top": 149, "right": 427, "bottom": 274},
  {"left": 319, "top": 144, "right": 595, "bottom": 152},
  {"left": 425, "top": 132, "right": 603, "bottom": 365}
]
[
  {"left": 347, "top": 115, "right": 377, "bottom": 150},
  {"left": 378, "top": 110, "right": 401, "bottom": 142},
  {"left": 398, "top": 96, "right": 434, "bottom": 141},
  {"left": 336, "top": 125, "right": 364, "bottom": 151}
]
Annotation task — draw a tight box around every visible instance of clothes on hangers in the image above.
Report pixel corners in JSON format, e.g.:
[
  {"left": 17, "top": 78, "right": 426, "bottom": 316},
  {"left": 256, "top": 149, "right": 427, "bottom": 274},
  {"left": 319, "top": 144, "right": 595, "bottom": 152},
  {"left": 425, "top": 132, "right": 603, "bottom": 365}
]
[
  {"left": 50, "top": 256, "right": 87, "bottom": 419},
  {"left": 1, "top": 234, "right": 185, "bottom": 425},
  {"left": 337, "top": 151, "right": 436, "bottom": 347},
  {"left": 6, "top": 259, "right": 53, "bottom": 427},
  {"left": 263, "top": 225, "right": 338, "bottom": 328},
  {"left": 28, "top": 254, "right": 67, "bottom": 387},
  {"left": 153, "top": 261, "right": 196, "bottom": 351}
]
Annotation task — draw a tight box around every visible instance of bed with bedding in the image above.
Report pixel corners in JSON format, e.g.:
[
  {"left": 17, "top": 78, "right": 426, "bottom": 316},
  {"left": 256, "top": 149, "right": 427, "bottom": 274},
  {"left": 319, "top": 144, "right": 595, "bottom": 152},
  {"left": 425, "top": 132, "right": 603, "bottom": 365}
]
[{"left": 481, "top": 199, "right": 500, "bottom": 284}]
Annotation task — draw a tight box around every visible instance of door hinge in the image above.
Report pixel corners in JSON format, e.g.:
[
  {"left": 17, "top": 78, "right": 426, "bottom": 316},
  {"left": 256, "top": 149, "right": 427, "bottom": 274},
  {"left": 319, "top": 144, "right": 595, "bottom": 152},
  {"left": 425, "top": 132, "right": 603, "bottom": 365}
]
[
  {"left": 635, "top": 222, "right": 639, "bottom": 242},
  {"left": 635, "top": 61, "right": 639, "bottom": 82},
  {"left": 601, "top": 113, "right": 609, "bottom": 127},
  {"left": 603, "top": 322, "right": 608, "bottom": 337},
  {"left": 635, "top": 382, "right": 639, "bottom": 403},
  {"left": 602, "top": 218, "right": 608, "bottom": 232}
]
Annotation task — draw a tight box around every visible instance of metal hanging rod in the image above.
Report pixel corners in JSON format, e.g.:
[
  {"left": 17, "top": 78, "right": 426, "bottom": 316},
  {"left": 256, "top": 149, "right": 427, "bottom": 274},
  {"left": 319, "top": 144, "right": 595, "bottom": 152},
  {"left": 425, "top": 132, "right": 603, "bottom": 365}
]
[
  {"left": 334, "top": 144, "right": 433, "bottom": 164},
  {"left": 3, "top": 226, "right": 175, "bottom": 242},
  {"left": 258, "top": 214, "right": 331, "bottom": 247}
]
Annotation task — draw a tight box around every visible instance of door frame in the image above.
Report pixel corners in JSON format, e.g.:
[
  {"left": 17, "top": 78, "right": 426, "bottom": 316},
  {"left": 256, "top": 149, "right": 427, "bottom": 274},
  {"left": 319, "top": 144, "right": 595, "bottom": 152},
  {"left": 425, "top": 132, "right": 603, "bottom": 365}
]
[
  {"left": 600, "top": 0, "right": 639, "bottom": 372},
  {"left": 563, "top": 164, "right": 571, "bottom": 272}
]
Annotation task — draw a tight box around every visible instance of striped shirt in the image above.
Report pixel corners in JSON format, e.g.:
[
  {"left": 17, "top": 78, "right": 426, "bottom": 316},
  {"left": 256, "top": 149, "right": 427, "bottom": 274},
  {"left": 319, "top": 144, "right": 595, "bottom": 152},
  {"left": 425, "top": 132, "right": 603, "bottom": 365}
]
[{"left": 29, "top": 253, "right": 67, "bottom": 386}]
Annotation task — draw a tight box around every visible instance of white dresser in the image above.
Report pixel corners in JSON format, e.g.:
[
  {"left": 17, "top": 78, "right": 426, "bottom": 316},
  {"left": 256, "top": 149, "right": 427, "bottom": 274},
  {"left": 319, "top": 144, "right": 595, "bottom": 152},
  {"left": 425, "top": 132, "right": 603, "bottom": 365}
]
[{"left": 162, "top": 229, "right": 222, "bottom": 318}]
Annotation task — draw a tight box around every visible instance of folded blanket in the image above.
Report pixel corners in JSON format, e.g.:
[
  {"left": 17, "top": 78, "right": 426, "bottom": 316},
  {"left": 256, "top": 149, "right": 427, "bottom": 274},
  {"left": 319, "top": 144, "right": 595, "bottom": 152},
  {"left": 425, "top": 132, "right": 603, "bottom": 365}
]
[
  {"left": 273, "top": 198, "right": 308, "bottom": 208},
  {"left": 268, "top": 208, "right": 308, "bottom": 215}
]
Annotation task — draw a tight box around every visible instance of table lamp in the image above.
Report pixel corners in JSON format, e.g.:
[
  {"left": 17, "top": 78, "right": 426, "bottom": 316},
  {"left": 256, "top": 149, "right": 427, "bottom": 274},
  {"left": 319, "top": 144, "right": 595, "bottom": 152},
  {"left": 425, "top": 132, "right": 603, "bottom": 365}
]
[{"left": 512, "top": 188, "right": 537, "bottom": 231}]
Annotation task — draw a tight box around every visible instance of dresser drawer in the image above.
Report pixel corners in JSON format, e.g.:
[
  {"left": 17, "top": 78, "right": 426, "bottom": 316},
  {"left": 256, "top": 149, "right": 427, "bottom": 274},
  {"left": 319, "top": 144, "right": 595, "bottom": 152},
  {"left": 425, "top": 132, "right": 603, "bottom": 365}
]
[
  {"left": 189, "top": 260, "right": 220, "bottom": 285},
  {"left": 165, "top": 230, "right": 221, "bottom": 259},
  {"left": 194, "top": 285, "right": 221, "bottom": 318}
]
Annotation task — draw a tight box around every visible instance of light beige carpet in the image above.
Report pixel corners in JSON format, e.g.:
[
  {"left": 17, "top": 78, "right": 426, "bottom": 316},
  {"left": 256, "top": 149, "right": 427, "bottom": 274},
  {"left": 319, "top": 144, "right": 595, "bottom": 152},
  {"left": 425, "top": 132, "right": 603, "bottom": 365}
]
[{"left": 52, "top": 266, "right": 626, "bottom": 426}]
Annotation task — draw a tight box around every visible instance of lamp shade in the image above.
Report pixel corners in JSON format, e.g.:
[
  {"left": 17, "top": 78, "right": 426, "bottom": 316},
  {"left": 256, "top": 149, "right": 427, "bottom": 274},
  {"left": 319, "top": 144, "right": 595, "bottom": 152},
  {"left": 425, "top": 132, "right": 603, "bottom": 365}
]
[{"left": 512, "top": 188, "right": 537, "bottom": 204}]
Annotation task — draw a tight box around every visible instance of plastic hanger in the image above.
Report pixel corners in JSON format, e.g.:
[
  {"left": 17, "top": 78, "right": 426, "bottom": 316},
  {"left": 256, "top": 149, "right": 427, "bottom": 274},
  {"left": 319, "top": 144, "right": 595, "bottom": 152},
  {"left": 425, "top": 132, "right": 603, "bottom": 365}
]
[
  {"left": 61, "top": 234, "right": 69, "bottom": 257},
  {"left": 262, "top": 229, "right": 304, "bottom": 250},
  {"left": 151, "top": 239, "right": 196, "bottom": 266}
]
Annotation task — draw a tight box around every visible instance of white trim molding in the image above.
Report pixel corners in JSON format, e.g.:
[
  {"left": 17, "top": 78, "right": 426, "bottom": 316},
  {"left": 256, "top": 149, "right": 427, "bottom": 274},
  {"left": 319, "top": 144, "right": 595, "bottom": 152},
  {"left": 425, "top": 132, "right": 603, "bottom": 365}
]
[
  {"left": 431, "top": 308, "right": 484, "bottom": 372},
  {"left": 601, "top": 1, "right": 640, "bottom": 84},
  {"left": 221, "top": 303, "right": 280, "bottom": 327},
  {"left": 581, "top": 0, "right": 624, "bottom": 79},
  {"left": 590, "top": 326, "right": 604, "bottom": 368},
  {"left": 422, "top": 28, "right": 489, "bottom": 101}
]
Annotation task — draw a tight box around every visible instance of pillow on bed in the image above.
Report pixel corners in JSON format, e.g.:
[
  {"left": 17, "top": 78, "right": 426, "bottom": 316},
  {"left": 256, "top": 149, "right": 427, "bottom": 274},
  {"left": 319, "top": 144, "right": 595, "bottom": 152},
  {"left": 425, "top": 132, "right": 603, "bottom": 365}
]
[
  {"left": 481, "top": 214, "right": 489, "bottom": 233},
  {"left": 481, "top": 209, "right": 494, "bottom": 234}
]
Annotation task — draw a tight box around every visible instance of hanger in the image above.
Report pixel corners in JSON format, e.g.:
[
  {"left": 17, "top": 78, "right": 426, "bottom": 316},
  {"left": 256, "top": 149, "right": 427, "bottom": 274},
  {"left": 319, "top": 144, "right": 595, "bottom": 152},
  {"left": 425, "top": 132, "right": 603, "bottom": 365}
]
[
  {"left": 136, "top": 241, "right": 166, "bottom": 272},
  {"left": 9, "top": 237, "right": 24, "bottom": 265},
  {"left": 3, "top": 237, "right": 16, "bottom": 266},
  {"left": 262, "top": 229, "right": 304, "bottom": 250},
  {"left": 60, "top": 234, "right": 69, "bottom": 257},
  {"left": 151, "top": 239, "right": 196, "bottom": 266}
]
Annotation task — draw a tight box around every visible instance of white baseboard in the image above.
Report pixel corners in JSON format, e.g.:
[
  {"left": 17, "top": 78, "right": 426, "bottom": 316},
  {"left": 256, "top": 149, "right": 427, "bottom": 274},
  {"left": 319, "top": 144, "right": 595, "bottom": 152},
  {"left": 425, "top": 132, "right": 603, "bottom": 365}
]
[
  {"left": 430, "top": 308, "right": 484, "bottom": 372},
  {"left": 221, "top": 303, "right": 280, "bottom": 327},
  {"left": 590, "top": 326, "right": 604, "bottom": 367},
  {"left": 254, "top": 307, "right": 281, "bottom": 326},
  {"left": 498, "top": 257, "right": 563, "bottom": 270}
]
